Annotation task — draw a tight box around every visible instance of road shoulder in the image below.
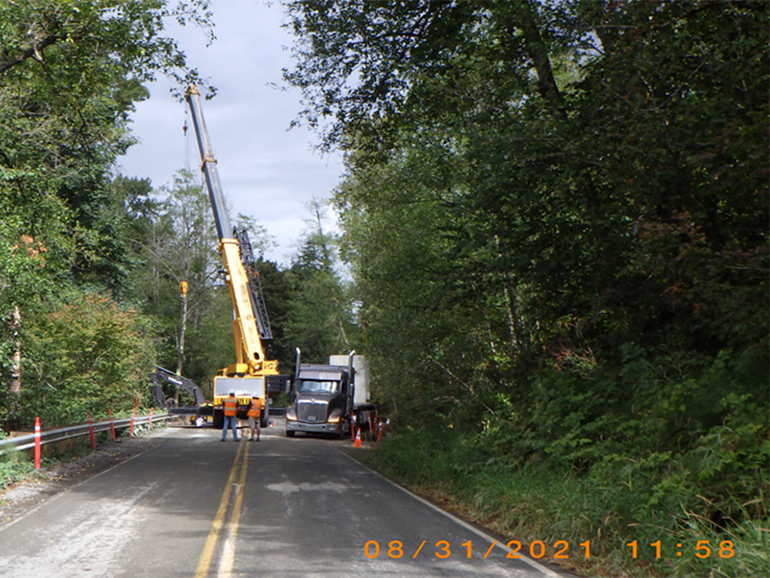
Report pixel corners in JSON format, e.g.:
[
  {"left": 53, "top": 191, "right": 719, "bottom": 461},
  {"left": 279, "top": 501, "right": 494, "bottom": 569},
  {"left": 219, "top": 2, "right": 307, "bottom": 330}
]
[{"left": 0, "top": 430, "right": 164, "bottom": 527}]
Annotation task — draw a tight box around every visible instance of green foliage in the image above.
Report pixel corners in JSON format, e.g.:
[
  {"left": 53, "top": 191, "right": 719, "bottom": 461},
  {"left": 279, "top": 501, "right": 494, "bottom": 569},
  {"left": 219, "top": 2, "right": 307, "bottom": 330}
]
[
  {"left": 19, "top": 292, "right": 157, "bottom": 427},
  {"left": 1, "top": 1, "right": 216, "bottom": 427},
  {"left": 0, "top": 1, "right": 215, "bottom": 296},
  {"left": 0, "top": 450, "right": 34, "bottom": 491},
  {"left": 286, "top": 1, "right": 769, "bottom": 576},
  {"left": 255, "top": 259, "right": 294, "bottom": 372},
  {"left": 283, "top": 200, "right": 360, "bottom": 364},
  {"left": 372, "top": 425, "right": 769, "bottom": 578},
  {"left": 118, "top": 169, "right": 295, "bottom": 389},
  {"left": 179, "top": 285, "right": 235, "bottom": 391}
]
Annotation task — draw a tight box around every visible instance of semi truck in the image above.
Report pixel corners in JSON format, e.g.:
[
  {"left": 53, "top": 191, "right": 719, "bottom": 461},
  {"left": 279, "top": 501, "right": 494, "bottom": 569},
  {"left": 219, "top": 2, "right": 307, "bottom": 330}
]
[
  {"left": 285, "top": 350, "right": 376, "bottom": 438},
  {"left": 185, "top": 84, "right": 279, "bottom": 430}
]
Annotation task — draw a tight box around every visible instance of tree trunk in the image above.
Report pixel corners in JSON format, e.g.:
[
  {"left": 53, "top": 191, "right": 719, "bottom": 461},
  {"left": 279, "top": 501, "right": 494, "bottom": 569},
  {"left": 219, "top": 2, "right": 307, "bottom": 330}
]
[
  {"left": 10, "top": 306, "right": 21, "bottom": 394},
  {"left": 510, "top": 0, "right": 567, "bottom": 122}
]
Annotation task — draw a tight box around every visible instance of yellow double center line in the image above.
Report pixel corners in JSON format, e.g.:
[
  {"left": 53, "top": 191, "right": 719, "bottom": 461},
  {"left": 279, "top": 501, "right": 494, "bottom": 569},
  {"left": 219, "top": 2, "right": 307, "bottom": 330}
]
[{"left": 194, "top": 439, "right": 249, "bottom": 578}]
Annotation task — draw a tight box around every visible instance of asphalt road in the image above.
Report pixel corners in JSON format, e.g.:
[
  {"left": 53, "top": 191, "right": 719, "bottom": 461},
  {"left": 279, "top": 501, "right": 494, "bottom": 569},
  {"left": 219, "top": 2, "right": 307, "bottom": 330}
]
[{"left": 0, "top": 421, "right": 573, "bottom": 578}]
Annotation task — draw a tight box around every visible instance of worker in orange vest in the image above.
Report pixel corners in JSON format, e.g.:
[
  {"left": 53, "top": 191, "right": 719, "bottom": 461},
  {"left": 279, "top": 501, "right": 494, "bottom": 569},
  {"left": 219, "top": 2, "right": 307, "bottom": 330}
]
[
  {"left": 221, "top": 390, "right": 239, "bottom": 442},
  {"left": 247, "top": 395, "right": 262, "bottom": 442}
]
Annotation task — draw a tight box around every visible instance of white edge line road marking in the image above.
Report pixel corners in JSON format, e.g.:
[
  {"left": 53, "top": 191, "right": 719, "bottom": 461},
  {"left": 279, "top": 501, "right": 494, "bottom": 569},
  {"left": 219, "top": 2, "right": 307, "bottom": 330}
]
[{"left": 335, "top": 449, "right": 564, "bottom": 577}]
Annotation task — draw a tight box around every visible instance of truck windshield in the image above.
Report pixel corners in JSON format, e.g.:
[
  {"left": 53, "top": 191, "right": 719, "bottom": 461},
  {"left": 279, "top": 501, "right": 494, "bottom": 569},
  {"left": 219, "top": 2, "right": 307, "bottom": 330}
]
[{"left": 297, "top": 380, "right": 339, "bottom": 394}]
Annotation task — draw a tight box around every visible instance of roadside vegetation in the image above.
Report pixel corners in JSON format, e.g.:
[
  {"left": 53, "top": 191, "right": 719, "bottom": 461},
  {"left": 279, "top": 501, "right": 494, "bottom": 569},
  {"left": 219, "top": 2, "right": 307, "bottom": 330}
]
[
  {"left": 0, "top": 0, "right": 215, "bottom": 432},
  {"left": 0, "top": 2, "right": 353, "bottom": 439},
  {"left": 0, "top": 2, "right": 767, "bottom": 577},
  {"left": 284, "top": 2, "right": 769, "bottom": 577}
]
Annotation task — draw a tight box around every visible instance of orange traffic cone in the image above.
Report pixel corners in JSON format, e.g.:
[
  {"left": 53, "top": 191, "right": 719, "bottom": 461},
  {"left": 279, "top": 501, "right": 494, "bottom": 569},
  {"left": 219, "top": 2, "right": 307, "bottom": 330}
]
[{"left": 353, "top": 428, "right": 362, "bottom": 448}]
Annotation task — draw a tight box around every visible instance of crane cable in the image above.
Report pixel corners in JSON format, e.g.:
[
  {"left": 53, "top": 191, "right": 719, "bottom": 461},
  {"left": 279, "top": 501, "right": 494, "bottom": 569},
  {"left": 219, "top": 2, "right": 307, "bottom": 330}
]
[{"left": 183, "top": 107, "right": 206, "bottom": 191}]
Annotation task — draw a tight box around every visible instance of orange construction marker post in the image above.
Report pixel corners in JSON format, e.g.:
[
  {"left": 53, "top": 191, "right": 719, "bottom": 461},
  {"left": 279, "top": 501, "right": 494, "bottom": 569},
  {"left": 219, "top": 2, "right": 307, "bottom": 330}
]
[
  {"left": 108, "top": 408, "right": 116, "bottom": 441},
  {"left": 34, "top": 417, "right": 41, "bottom": 469},
  {"left": 129, "top": 409, "right": 136, "bottom": 437},
  {"left": 87, "top": 412, "right": 96, "bottom": 449}
]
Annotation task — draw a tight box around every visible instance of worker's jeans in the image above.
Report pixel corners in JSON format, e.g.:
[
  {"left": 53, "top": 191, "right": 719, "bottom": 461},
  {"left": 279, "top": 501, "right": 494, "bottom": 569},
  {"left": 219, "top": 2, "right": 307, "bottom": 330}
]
[{"left": 222, "top": 416, "right": 238, "bottom": 441}]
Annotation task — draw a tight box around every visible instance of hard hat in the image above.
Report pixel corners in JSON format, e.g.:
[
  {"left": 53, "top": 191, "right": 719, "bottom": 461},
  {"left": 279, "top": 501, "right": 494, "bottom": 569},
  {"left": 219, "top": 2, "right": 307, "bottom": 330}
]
[
  {"left": 252, "top": 395, "right": 259, "bottom": 398},
  {"left": 228, "top": 390, "right": 235, "bottom": 395}
]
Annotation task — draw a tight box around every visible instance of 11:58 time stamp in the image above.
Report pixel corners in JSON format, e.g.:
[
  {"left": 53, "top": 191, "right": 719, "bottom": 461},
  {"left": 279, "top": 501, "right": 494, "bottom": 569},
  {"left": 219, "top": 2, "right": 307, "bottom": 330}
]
[{"left": 364, "top": 539, "right": 736, "bottom": 561}]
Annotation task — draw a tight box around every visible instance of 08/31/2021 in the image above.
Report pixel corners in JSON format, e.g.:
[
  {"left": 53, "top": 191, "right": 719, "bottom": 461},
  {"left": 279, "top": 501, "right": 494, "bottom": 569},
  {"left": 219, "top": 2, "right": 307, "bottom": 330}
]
[{"left": 363, "top": 539, "right": 736, "bottom": 561}]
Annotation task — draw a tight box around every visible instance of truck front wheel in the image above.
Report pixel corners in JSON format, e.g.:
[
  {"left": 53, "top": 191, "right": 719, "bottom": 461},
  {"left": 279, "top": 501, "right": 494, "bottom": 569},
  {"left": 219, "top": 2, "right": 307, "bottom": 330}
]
[{"left": 285, "top": 430, "right": 295, "bottom": 437}]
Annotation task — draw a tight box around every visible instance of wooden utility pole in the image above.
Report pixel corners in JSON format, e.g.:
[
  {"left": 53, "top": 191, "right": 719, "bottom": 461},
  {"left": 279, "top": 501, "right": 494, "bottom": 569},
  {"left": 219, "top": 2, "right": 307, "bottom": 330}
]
[{"left": 177, "top": 280, "right": 188, "bottom": 376}]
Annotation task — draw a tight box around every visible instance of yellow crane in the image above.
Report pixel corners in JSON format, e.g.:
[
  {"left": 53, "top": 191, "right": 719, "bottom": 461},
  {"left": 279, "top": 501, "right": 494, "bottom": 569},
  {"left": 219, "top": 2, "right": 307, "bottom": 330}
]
[{"left": 185, "top": 84, "right": 278, "bottom": 428}]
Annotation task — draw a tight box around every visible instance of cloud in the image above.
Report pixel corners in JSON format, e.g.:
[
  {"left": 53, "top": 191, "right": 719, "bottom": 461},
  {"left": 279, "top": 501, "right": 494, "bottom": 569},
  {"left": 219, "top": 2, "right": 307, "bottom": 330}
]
[{"left": 117, "top": 0, "right": 343, "bottom": 266}]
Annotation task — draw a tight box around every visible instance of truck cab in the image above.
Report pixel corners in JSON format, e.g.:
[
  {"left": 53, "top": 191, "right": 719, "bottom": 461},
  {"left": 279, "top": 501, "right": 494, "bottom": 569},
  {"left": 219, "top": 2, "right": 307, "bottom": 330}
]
[
  {"left": 285, "top": 364, "right": 351, "bottom": 437},
  {"left": 285, "top": 353, "right": 376, "bottom": 439}
]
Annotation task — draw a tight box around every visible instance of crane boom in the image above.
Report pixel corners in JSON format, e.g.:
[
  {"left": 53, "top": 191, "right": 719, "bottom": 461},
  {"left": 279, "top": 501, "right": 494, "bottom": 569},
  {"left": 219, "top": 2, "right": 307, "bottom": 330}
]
[
  {"left": 186, "top": 86, "right": 232, "bottom": 241},
  {"left": 185, "top": 85, "right": 278, "bottom": 416}
]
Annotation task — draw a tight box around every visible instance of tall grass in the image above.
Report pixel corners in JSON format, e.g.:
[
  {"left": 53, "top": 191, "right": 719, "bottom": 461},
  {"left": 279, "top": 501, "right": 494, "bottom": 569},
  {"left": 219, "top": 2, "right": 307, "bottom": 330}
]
[
  {"left": 0, "top": 450, "right": 35, "bottom": 491},
  {"left": 369, "top": 427, "right": 769, "bottom": 577}
]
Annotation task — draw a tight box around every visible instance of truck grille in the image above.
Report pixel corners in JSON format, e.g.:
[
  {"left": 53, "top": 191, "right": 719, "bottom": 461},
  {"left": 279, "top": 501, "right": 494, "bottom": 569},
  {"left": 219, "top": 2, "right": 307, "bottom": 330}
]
[{"left": 297, "top": 400, "right": 328, "bottom": 423}]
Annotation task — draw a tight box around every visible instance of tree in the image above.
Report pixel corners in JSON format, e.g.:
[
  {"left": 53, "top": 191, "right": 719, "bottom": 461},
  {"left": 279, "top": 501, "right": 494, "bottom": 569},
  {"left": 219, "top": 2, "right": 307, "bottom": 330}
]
[
  {"left": 124, "top": 169, "right": 220, "bottom": 384},
  {"left": 121, "top": 169, "right": 289, "bottom": 389},
  {"left": 21, "top": 292, "right": 156, "bottom": 426},
  {"left": 286, "top": 0, "right": 768, "bottom": 395},
  {"left": 285, "top": 0, "right": 769, "bottom": 545},
  {"left": 284, "top": 200, "right": 358, "bottom": 364},
  {"left": 0, "top": 0, "right": 214, "bottom": 404}
]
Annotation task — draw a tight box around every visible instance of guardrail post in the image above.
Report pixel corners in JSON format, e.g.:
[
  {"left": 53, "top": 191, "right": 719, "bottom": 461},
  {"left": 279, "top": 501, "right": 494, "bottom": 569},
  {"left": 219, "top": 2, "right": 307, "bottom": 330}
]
[
  {"left": 108, "top": 409, "right": 116, "bottom": 441},
  {"left": 129, "top": 409, "right": 136, "bottom": 437},
  {"left": 87, "top": 412, "right": 96, "bottom": 449},
  {"left": 34, "top": 417, "right": 41, "bottom": 469},
  {"left": 149, "top": 408, "right": 153, "bottom": 427}
]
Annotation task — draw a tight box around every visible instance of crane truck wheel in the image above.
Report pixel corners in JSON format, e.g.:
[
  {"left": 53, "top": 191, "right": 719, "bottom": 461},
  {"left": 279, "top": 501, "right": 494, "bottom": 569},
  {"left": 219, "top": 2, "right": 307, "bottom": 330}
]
[{"left": 285, "top": 430, "right": 295, "bottom": 437}]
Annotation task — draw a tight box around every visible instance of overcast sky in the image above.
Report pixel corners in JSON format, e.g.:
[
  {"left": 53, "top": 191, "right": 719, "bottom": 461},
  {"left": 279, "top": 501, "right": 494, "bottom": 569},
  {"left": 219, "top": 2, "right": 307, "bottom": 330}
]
[{"left": 118, "top": 0, "right": 344, "bottom": 266}]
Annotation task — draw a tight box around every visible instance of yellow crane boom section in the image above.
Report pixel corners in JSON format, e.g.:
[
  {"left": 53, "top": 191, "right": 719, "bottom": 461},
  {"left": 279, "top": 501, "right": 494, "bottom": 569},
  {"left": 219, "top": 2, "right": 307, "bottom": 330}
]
[{"left": 219, "top": 238, "right": 277, "bottom": 376}]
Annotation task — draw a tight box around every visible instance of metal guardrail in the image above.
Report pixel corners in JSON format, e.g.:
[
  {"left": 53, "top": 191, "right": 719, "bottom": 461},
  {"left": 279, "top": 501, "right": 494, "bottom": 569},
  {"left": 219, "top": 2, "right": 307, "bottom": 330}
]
[{"left": 0, "top": 413, "right": 171, "bottom": 457}]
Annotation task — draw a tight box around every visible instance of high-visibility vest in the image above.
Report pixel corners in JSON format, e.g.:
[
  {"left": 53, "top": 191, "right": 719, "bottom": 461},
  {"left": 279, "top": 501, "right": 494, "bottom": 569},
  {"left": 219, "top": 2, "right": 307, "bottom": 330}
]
[
  {"left": 247, "top": 400, "right": 262, "bottom": 419},
  {"left": 223, "top": 398, "right": 237, "bottom": 417}
]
